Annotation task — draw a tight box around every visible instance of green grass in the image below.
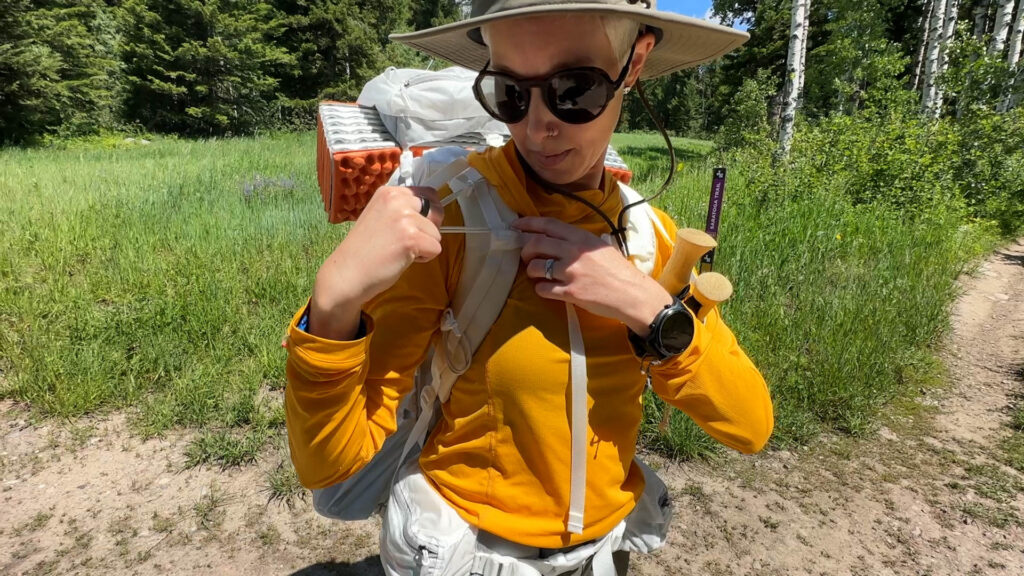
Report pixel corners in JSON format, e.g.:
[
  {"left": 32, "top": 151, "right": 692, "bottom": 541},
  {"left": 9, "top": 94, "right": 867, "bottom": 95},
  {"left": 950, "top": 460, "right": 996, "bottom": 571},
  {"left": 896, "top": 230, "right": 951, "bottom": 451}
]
[
  {"left": 0, "top": 132, "right": 334, "bottom": 436},
  {"left": 0, "top": 130, "right": 1004, "bottom": 464},
  {"left": 619, "top": 131, "right": 1000, "bottom": 454}
]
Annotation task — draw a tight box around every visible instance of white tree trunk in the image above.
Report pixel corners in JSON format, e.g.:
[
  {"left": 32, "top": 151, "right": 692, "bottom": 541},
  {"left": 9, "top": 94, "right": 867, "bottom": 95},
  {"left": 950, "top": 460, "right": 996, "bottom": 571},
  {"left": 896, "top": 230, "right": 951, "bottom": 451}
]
[
  {"left": 934, "top": 0, "right": 960, "bottom": 116},
  {"left": 1008, "top": 1, "right": 1024, "bottom": 66},
  {"left": 777, "top": 0, "right": 809, "bottom": 158},
  {"left": 999, "top": 2, "right": 1023, "bottom": 110},
  {"left": 914, "top": 0, "right": 936, "bottom": 91},
  {"left": 797, "top": 3, "right": 810, "bottom": 99},
  {"left": 990, "top": 0, "right": 1016, "bottom": 54},
  {"left": 922, "top": 0, "right": 948, "bottom": 115},
  {"left": 974, "top": 0, "right": 990, "bottom": 40}
]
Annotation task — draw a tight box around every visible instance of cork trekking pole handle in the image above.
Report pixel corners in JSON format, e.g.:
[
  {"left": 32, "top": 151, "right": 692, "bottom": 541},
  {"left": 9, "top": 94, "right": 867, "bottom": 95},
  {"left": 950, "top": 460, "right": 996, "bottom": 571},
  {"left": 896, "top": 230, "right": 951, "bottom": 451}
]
[
  {"left": 685, "top": 272, "right": 734, "bottom": 323},
  {"left": 657, "top": 228, "right": 717, "bottom": 297}
]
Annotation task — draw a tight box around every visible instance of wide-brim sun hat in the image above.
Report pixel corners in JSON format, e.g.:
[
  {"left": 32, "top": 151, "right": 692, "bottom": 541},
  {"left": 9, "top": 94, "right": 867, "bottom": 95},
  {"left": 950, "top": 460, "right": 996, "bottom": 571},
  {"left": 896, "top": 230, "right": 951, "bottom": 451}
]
[{"left": 390, "top": 0, "right": 749, "bottom": 80}]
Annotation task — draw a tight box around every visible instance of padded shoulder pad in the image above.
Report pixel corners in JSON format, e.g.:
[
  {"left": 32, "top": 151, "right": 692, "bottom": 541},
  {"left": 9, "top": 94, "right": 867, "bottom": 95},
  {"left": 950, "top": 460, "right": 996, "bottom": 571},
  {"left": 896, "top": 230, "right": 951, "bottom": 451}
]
[
  {"left": 617, "top": 182, "right": 670, "bottom": 277},
  {"left": 412, "top": 147, "right": 472, "bottom": 187}
]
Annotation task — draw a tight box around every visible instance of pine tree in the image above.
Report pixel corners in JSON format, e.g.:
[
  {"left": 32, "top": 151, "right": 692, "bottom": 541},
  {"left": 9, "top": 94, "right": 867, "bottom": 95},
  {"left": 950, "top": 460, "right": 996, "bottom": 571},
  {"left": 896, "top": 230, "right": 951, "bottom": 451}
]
[
  {"left": 0, "top": 0, "right": 120, "bottom": 143},
  {"left": 119, "top": 0, "right": 292, "bottom": 136}
]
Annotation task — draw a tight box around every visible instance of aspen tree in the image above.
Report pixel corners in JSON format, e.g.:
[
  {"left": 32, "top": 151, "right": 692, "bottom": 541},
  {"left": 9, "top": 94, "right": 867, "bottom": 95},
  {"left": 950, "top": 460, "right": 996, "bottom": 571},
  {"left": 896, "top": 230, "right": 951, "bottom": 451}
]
[
  {"left": 777, "top": 0, "right": 809, "bottom": 159},
  {"left": 1008, "top": 0, "right": 1023, "bottom": 66},
  {"left": 797, "top": 2, "right": 810, "bottom": 100},
  {"left": 990, "top": 0, "right": 1016, "bottom": 54},
  {"left": 973, "top": 0, "right": 990, "bottom": 40},
  {"left": 922, "top": 0, "right": 948, "bottom": 114},
  {"left": 934, "top": 0, "right": 960, "bottom": 117},
  {"left": 1000, "top": 0, "right": 1023, "bottom": 110},
  {"left": 914, "top": 0, "right": 936, "bottom": 91}
]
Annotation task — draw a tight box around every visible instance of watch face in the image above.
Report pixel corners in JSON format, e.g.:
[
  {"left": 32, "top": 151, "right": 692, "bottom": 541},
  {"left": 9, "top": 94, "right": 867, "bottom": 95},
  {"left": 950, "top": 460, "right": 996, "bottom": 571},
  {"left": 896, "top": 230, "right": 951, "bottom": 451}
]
[{"left": 658, "top": 307, "right": 695, "bottom": 355}]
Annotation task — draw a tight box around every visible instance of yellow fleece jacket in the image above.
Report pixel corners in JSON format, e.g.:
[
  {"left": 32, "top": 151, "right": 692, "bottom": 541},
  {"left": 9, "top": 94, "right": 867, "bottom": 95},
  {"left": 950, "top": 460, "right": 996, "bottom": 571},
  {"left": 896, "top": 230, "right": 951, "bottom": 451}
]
[{"left": 285, "top": 141, "right": 773, "bottom": 548}]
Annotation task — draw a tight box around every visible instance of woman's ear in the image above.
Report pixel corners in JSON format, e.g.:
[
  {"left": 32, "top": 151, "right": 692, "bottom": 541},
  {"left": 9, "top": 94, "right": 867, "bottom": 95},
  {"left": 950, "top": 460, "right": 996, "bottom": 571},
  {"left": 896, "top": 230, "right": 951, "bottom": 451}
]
[{"left": 625, "top": 31, "right": 657, "bottom": 89}]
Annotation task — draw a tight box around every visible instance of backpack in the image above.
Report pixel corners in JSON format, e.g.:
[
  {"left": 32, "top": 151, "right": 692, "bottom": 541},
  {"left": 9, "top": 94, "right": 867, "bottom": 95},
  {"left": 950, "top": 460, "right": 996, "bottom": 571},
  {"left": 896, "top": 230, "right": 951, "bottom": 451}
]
[
  {"left": 355, "top": 66, "right": 509, "bottom": 150},
  {"left": 310, "top": 146, "right": 673, "bottom": 529}
]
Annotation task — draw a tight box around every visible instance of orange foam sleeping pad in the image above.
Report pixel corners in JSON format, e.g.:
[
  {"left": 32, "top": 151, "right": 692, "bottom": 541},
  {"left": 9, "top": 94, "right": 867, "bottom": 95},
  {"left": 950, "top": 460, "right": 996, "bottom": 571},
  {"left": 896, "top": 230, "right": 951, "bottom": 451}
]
[{"left": 316, "top": 114, "right": 633, "bottom": 224}]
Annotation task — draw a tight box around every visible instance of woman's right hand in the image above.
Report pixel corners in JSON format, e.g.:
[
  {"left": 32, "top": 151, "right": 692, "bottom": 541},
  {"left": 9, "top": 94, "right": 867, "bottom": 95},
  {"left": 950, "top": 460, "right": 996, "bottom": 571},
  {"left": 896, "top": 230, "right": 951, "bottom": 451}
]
[{"left": 308, "top": 185, "right": 444, "bottom": 341}]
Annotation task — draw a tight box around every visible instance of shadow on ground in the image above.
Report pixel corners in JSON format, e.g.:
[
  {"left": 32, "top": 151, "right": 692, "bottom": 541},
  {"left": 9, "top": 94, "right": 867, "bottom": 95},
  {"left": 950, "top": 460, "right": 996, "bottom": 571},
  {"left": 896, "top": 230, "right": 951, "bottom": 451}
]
[
  {"left": 997, "top": 244, "right": 1024, "bottom": 268},
  {"left": 290, "top": 556, "right": 384, "bottom": 576}
]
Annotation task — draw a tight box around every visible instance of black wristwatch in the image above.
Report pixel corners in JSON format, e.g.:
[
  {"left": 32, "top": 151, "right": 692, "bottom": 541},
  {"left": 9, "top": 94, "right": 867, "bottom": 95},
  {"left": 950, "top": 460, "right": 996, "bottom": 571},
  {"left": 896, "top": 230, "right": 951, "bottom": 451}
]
[{"left": 628, "top": 296, "right": 696, "bottom": 363}]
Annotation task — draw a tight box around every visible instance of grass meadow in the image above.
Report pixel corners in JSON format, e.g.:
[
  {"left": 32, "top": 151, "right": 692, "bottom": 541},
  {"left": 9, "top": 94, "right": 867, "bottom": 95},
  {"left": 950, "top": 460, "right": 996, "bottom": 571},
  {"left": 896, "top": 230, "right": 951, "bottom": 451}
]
[{"left": 0, "top": 131, "right": 1001, "bottom": 465}]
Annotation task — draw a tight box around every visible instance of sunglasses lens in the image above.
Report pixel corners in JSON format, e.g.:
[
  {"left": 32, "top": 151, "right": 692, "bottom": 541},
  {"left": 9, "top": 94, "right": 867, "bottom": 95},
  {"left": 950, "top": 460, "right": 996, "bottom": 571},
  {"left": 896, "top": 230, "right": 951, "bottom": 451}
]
[
  {"left": 550, "top": 70, "right": 612, "bottom": 124},
  {"left": 476, "top": 74, "right": 529, "bottom": 123}
]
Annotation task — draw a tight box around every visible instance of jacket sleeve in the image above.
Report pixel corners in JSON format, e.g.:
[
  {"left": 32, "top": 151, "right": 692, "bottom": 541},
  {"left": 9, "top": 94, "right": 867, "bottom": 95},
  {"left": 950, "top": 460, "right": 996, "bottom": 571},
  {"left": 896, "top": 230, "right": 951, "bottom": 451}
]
[
  {"left": 284, "top": 203, "right": 464, "bottom": 490},
  {"left": 646, "top": 208, "right": 774, "bottom": 454}
]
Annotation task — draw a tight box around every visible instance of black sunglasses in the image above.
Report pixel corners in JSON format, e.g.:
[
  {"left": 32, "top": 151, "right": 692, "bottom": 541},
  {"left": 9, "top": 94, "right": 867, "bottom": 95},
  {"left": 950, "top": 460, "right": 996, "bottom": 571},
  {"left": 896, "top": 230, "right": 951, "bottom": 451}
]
[{"left": 472, "top": 43, "right": 636, "bottom": 125}]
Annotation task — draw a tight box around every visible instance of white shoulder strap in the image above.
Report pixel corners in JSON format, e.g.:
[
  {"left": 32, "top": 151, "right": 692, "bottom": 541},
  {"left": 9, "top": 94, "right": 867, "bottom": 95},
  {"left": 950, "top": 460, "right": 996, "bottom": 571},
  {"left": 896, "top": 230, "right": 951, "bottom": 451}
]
[
  {"left": 398, "top": 155, "right": 523, "bottom": 467},
  {"left": 434, "top": 168, "right": 521, "bottom": 395}
]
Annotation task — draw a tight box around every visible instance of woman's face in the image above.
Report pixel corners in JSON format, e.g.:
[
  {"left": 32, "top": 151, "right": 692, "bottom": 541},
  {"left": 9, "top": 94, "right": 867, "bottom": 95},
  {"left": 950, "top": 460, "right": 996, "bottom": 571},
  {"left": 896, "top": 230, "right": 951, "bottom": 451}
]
[{"left": 483, "top": 16, "right": 653, "bottom": 191}]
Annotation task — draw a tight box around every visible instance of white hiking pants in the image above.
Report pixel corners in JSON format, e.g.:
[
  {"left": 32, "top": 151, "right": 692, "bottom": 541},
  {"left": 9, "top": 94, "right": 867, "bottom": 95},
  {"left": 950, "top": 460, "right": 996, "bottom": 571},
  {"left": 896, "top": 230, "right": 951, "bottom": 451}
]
[{"left": 380, "top": 458, "right": 673, "bottom": 576}]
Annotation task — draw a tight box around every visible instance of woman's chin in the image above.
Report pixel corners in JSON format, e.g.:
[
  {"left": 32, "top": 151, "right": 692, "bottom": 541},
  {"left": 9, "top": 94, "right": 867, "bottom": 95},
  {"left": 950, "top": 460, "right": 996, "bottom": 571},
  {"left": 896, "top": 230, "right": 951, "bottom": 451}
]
[{"left": 528, "top": 155, "right": 587, "bottom": 187}]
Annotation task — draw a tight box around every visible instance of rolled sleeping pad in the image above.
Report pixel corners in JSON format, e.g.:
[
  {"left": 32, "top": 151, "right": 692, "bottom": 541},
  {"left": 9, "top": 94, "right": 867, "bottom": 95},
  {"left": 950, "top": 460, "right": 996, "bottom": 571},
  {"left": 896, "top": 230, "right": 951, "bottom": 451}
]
[{"left": 316, "top": 101, "right": 634, "bottom": 223}]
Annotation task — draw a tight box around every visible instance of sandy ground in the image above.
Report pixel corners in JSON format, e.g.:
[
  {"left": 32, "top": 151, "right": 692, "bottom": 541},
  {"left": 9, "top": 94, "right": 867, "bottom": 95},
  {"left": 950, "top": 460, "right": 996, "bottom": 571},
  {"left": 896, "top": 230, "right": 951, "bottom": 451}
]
[{"left": 2, "top": 238, "right": 1022, "bottom": 576}]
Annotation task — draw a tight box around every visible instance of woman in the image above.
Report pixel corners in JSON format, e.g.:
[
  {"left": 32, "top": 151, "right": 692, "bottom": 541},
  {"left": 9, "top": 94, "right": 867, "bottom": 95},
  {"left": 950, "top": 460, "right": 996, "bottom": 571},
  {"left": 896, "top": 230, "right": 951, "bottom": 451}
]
[{"left": 285, "top": 1, "right": 773, "bottom": 574}]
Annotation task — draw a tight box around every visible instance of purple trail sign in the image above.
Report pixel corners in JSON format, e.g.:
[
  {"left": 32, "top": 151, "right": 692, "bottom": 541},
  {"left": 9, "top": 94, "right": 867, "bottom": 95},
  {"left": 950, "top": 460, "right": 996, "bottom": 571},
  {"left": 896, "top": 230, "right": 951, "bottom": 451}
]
[{"left": 700, "top": 167, "right": 726, "bottom": 273}]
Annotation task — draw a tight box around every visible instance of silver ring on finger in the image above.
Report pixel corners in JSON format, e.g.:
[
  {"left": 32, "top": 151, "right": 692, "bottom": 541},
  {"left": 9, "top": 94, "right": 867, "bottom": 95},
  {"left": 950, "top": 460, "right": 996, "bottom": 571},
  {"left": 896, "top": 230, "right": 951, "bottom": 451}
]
[
  {"left": 544, "top": 258, "right": 556, "bottom": 281},
  {"left": 418, "top": 196, "right": 431, "bottom": 218}
]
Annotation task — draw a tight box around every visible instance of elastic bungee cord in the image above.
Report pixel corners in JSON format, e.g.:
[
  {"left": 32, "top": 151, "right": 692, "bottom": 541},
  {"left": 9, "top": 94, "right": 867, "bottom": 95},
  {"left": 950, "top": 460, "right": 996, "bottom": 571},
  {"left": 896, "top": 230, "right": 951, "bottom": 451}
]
[{"left": 517, "top": 78, "right": 676, "bottom": 258}]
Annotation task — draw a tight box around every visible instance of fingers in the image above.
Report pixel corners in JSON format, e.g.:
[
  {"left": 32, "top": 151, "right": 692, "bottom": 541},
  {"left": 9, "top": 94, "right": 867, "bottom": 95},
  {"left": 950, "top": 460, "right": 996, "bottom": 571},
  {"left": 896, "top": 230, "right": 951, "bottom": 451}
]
[
  {"left": 411, "top": 237, "right": 442, "bottom": 263},
  {"left": 525, "top": 256, "right": 562, "bottom": 281},
  {"left": 401, "top": 210, "right": 442, "bottom": 263},
  {"left": 533, "top": 281, "right": 570, "bottom": 301},
  {"left": 407, "top": 186, "right": 444, "bottom": 228},
  {"left": 511, "top": 217, "right": 580, "bottom": 241},
  {"left": 520, "top": 233, "right": 571, "bottom": 263}
]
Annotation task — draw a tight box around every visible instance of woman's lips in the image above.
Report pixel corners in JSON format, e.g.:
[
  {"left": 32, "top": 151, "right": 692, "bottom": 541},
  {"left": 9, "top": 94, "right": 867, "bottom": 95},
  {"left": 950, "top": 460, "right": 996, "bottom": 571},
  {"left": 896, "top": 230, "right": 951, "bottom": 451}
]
[{"left": 534, "top": 149, "right": 571, "bottom": 169}]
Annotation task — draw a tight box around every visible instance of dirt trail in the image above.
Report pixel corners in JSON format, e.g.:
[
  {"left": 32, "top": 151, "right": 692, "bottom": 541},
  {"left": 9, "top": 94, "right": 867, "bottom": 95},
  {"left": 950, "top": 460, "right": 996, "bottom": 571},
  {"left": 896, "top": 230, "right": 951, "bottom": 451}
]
[{"left": 2, "top": 238, "right": 1023, "bottom": 576}]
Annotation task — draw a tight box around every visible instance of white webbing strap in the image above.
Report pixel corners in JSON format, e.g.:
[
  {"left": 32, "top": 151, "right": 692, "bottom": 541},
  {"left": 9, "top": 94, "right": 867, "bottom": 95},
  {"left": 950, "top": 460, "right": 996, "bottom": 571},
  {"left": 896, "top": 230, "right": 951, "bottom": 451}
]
[
  {"left": 398, "top": 149, "right": 415, "bottom": 183},
  {"left": 399, "top": 378, "right": 439, "bottom": 464},
  {"left": 426, "top": 157, "right": 471, "bottom": 192},
  {"left": 565, "top": 303, "right": 588, "bottom": 535}
]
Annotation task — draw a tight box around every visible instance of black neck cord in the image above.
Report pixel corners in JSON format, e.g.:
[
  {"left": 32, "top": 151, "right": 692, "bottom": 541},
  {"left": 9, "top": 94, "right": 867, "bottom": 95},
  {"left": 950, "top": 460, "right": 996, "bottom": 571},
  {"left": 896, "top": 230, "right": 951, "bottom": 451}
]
[
  {"left": 514, "top": 148, "right": 630, "bottom": 254},
  {"left": 616, "top": 80, "right": 676, "bottom": 238}
]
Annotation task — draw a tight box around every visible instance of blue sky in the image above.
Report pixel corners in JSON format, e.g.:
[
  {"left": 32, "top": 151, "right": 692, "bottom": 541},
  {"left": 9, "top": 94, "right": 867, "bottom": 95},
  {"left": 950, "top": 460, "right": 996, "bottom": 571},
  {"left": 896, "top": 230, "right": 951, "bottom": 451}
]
[
  {"left": 658, "top": 0, "right": 713, "bottom": 20},
  {"left": 657, "top": 1, "right": 748, "bottom": 31}
]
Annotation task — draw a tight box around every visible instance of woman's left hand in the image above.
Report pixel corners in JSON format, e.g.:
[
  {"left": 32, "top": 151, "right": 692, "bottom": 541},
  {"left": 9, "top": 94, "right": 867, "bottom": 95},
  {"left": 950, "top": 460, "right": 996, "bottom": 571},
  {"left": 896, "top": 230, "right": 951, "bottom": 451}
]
[{"left": 513, "top": 217, "right": 673, "bottom": 337}]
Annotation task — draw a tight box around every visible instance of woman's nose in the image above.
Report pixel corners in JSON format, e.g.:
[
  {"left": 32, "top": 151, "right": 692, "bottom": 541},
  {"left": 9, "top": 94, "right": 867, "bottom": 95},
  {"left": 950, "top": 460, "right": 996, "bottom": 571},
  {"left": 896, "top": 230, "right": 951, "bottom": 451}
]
[{"left": 524, "top": 87, "right": 559, "bottom": 143}]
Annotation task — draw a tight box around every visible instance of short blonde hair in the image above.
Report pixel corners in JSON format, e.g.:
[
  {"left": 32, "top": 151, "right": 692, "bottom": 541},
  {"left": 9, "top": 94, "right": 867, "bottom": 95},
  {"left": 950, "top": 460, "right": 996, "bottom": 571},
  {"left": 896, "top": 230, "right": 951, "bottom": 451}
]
[
  {"left": 601, "top": 16, "right": 641, "bottom": 67},
  {"left": 481, "top": 15, "right": 640, "bottom": 67}
]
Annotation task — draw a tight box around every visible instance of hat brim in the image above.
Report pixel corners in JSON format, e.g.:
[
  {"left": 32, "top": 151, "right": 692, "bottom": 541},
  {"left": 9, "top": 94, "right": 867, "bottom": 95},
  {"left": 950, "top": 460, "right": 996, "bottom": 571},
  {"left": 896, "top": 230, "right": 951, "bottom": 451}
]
[{"left": 389, "top": 5, "right": 749, "bottom": 79}]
